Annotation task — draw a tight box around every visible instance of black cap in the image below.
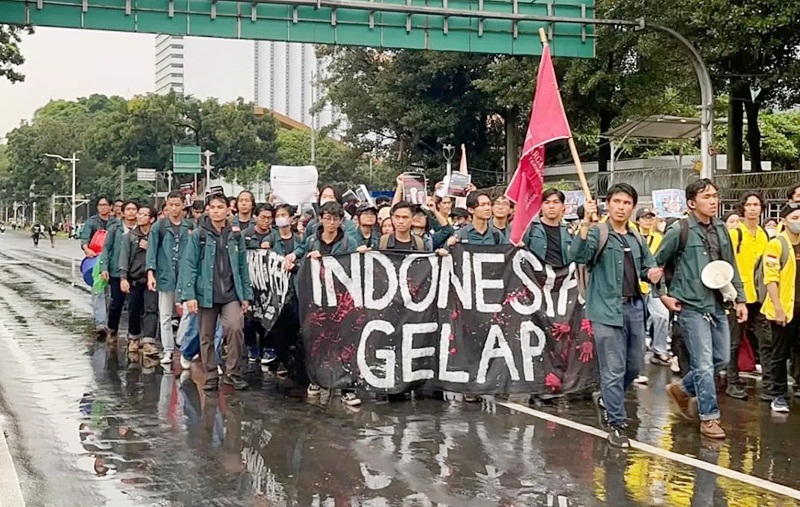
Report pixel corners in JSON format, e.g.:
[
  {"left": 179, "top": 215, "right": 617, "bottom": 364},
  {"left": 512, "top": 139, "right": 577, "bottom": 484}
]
[
  {"left": 780, "top": 202, "right": 800, "bottom": 218},
  {"left": 451, "top": 207, "right": 469, "bottom": 218},
  {"left": 636, "top": 208, "right": 656, "bottom": 220},
  {"left": 356, "top": 203, "right": 378, "bottom": 215}
]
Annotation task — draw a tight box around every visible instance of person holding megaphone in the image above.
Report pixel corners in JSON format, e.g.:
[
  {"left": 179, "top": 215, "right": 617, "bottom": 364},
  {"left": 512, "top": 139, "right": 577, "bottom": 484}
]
[{"left": 655, "top": 179, "right": 747, "bottom": 440}]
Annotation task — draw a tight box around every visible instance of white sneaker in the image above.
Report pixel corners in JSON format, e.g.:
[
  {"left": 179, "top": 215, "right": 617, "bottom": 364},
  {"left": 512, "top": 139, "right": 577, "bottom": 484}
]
[
  {"left": 217, "top": 365, "right": 224, "bottom": 376},
  {"left": 633, "top": 375, "right": 649, "bottom": 385},
  {"left": 670, "top": 356, "right": 680, "bottom": 374},
  {"left": 307, "top": 384, "right": 321, "bottom": 396},
  {"left": 160, "top": 352, "right": 173, "bottom": 365},
  {"left": 341, "top": 392, "right": 362, "bottom": 406},
  {"left": 180, "top": 355, "right": 192, "bottom": 370}
]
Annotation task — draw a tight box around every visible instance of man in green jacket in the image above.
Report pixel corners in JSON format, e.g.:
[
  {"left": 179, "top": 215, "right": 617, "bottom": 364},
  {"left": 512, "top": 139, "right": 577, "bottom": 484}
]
[
  {"left": 146, "top": 191, "right": 194, "bottom": 365},
  {"left": 570, "top": 183, "right": 662, "bottom": 449},
  {"left": 655, "top": 179, "right": 747, "bottom": 440},
  {"left": 520, "top": 189, "right": 573, "bottom": 268},
  {"left": 450, "top": 191, "right": 508, "bottom": 246},
  {"left": 81, "top": 195, "right": 116, "bottom": 339},
  {"left": 98, "top": 200, "right": 138, "bottom": 343},
  {"left": 178, "top": 192, "right": 253, "bottom": 391}
]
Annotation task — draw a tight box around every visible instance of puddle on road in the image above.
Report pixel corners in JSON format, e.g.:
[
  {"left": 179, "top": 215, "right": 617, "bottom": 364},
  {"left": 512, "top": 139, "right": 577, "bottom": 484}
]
[{"left": 0, "top": 259, "right": 797, "bottom": 506}]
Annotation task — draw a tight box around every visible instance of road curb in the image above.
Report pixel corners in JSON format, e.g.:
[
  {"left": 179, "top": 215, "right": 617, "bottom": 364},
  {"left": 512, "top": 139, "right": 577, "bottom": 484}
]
[{"left": 0, "top": 419, "right": 25, "bottom": 506}]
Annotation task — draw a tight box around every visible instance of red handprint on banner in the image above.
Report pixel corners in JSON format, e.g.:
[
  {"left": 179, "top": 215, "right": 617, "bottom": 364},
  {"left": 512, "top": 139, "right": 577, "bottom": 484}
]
[
  {"left": 580, "top": 318, "right": 594, "bottom": 337},
  {"left": 332, "top": 292, "right": 355, "bottom": 323},
  {"left": 545, "top": 372, "right": 562, "bottom": 392},
  {"left": 551, "top": 322, "right": 571, "bottom": 341},
  {"left": 578, "top": 341, "right": 594, "bottom": 363}
]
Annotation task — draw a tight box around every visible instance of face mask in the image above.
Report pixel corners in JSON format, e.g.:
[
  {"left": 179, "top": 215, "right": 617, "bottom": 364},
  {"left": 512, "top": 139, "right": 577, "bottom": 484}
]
[
  {"left": 766, "top": 226, "right": 777, "bottom": 237},
  {"left": 657, "top": 221, "right": 666, "bottom": 233},
  {"left": 785, "top": 223, "right": 800, "bottom": 234},
  {"left": 275, "top": 217, "right": 291, "bottom": 228}
]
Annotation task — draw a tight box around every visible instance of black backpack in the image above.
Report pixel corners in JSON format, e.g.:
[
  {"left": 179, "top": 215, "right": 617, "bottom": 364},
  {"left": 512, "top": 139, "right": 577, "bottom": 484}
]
[
  {"left": 661, "top": 219, "right": 690, "bottom": 289},
  {"left": 589, "top": 222, "right": 646, "bottom": 268}
]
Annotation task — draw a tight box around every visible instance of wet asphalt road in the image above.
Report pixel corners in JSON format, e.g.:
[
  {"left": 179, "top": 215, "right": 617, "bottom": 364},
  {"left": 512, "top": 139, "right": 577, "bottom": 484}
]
[{"left": 0, "top": 231, "right": 799, "bottom": 507}]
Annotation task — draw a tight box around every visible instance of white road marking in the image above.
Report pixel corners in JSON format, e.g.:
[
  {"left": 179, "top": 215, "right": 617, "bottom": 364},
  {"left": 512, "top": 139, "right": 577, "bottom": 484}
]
[{"left": 497, "top": 401, "right": 800, "bottom": 501}]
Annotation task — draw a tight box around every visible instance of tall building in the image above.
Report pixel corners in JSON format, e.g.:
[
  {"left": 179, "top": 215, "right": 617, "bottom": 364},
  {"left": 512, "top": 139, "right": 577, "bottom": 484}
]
[
  {"left": 154, "top": 37, "right": 340, "bottom": 131},
  {"left": 254, "top": 41, "right": 341, "bottom": 132},
  {"left": 154, "top": 34, "right": 185, "bottom": 95}
]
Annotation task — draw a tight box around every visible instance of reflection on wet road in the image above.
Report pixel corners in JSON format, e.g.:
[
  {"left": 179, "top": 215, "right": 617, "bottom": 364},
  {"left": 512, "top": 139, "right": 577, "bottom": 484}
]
[{"left": 0, "top": 233, "right": 799, "bottom": 506}]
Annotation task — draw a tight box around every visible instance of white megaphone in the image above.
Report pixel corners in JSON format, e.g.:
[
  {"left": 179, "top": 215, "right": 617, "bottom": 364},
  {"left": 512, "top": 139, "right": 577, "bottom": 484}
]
[{"left": 701, "top": 260, "right": 737, "bottom": 302}]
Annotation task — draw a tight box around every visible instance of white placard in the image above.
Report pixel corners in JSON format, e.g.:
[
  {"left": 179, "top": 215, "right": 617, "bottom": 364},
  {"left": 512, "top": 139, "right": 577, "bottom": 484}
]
[{"left": 270, "top": 165, "right": 319, "bottom": 205}]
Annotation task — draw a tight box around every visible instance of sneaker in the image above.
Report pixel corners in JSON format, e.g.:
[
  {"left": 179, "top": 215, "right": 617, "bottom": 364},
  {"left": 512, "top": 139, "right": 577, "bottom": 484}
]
[
  {"left": 203, "top": 378, "right": 218, "bottom": 391},
  {"left": 95, "top": 326, "right": 109, "bottom": 341},
  {"left": 760, "top": 392, "right": 777, "bottom": 402},
  {"left": 180, "top": 355, "right": 192, "bottom": 370},
  {"left": 248, "top": 347, "right": 260, "bottom": 363},
  {"left": 127, "top": 337, "right": 140, "bottom": 353},
  {"left": 217, "top": 365, "right": 224, "bottom": 376},
  {"left": 141, "top": 341, "right": 159, "bottom": 357},
  {"left": 307, "top": 384, "right": 321, "bottom": 396},
  {"left": 160, "top": 352, "right": 173, "bottom": 365},
  {"left": 700, "top": 419, "right": 726, "bottom": 439},
  {"left": 726, "top": 383, "right": 748, "bottom": 400},
  {"left": 771, "top": 397, "right": 790, "bottom": 413},
  {"left": 650, "top": 353, "right": 671, "bottom": 366},
  {"left": 223, "top": 375, "right": 248, "bottom": 390},
  {"left": 607, "top": 426, "right": 630, "bottom": 448},
  {"left": 261, "top": 348, "right": 277, "bottom": 365},
  {"left": 341, "top": 391, "right": 362, "bottom": 406},
  {"left": 275, "top": 362, "right": 288, "bottom": 377},
  {"left": 463, "top": 394, "right": 480, "bottom": 402},
  {"left": 592, "top": 391, "right": 609, "bottom": 429},
  {"left": 633, "top": 375, "right": 649, "bottom": 385},
  {"left": 666, "top": 382, "right": 694, "bottom": 420},
  {"left": 670, "top": 356, "right": 680, "bottom": 374}
]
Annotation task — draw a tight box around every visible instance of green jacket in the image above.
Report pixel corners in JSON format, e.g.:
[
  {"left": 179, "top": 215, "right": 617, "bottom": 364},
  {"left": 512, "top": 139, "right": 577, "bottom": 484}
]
[
  {"left": 523, "top": 218, "right": 573, "bottom": 266},
  {"left": 294, "top": 218, "right": 359, "bottom": 258},
  {"left": 265, "top": 230, "right": 301, "bottom": 256},
  {"left": 304, "top": 227, "right": 357, "bottom": 255},
  {"left": 355, "top": 227, "right": 379, "bottom": 249},
  {"left": 454, "top": 224, "right": 509, "bottom": 245},
  {"left": 570, "top": 224, "right": 656, "bottom": 327},
  {"left": 145, "top": 218, "right": 195, "bottom": 292},
  {"left": 177, "top": 217, "right": 253, "bottom": 308},
  {"left": 80, "top": 214, "right": 115, "bottom": 249},
  {"left": 654, "top": 214, "right": 745, "bottom": 313},
  {"left": 97, "top": 220, "right": 132, "bottom": 278}
]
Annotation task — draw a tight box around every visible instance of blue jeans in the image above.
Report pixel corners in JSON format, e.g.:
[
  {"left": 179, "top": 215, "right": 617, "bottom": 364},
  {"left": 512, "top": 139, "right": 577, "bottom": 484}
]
[
  {"left": 593, "top": 299, "right": 646, "bottom": 427},
  {"left": 678, "top": 308, "right": 730, "bottom": 421},
  {"left": 179, "top": 305, "right": 223, "bottom": 364},
  {"left": 91, "top": 287, "right": 109, "bottom": 328},
  {"left": 646, "top": 293, "right": 670, "bottom": 357}
]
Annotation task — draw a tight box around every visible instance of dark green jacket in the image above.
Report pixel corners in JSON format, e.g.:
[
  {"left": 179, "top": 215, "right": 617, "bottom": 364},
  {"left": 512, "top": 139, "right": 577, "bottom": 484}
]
[
  {"left": 177, "top": 217, "right": 253, "bottom": 308},
  {"left": 355, "top": 227, "right": 379, "bottom": 249},
  {"left": 145, "top": 218, "right": 195, "bottom": 292},
  {"left": 523, "top": 218, "right": 573, "bottom": 266},
  {"left": 243, "top": 225, "right": 273, "bottom": 250},
  {"left": 570, "top": 224, "right": 656, "bottom": 327},
  {"left": 654, "top": 214, "right": 745, "bottom": 313},
  {"left": 431, "top": 225, "right": 455, "bottom": 250},
  {"left": 80, "top": 214, "right": 115, "bottom": 249},
  {"left": 454, "top": 224, "right": 509, "bottom": 245},
  {"left": 97, "top": 220, "right": 132, "bottom": 278},
  {"left": 294, "top": 218, "right": 359, "bottom": 258},
  {"left": 304, "top": 226, "right": 357, "bottom": 255},
  {"left": 265, "top": 229, "right": 301, "bottom": 256}
]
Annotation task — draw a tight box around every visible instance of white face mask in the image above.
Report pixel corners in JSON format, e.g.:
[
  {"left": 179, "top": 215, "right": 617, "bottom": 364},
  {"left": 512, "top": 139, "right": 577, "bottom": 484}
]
[
  {"left": 657, "top": 221, "right": 666, "bottom": 233},
  {"left": 275, "top": 217, "right": 291, "bottom": 228},
  {"left": 786, "top": 222, "right": 800, "bottom": 235},
  {"left": 766, "top": 226, "right": 777, "bottom": 237}
]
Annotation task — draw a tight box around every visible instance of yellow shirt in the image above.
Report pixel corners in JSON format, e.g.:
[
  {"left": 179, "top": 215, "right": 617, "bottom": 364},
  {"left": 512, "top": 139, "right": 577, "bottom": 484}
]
[
  {"left": 760, "top": 231, "right": 798, "bottom": 322},
  {"left": 730, "top": 222, "right": 770, "bottom": 303},
  {"left": 637, "top": 229, "right": 663, "bottom": 293}
]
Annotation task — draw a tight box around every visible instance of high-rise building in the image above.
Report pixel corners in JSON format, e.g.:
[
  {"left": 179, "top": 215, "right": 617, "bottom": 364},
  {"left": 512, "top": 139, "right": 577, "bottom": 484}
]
[
  {"left": 254, "top": 41, "right": 341, "bottom": 132},
  {"left": 154, "top": 37, "right": 340, "bottom": 131},
  {"left": 154, "top": 34, "right": 185, "bottom": 95}
]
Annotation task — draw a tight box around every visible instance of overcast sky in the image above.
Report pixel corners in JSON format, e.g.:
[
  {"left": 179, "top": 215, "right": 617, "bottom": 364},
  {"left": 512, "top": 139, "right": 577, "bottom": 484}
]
[{"left": 0, "top": 27, "right": 153, "bottom": 140}]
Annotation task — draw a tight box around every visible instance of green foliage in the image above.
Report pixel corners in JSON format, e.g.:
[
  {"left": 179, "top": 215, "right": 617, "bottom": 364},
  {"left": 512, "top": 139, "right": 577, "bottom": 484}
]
[{"left": 0, "top": 25, "right": 32, "bottom": 83}]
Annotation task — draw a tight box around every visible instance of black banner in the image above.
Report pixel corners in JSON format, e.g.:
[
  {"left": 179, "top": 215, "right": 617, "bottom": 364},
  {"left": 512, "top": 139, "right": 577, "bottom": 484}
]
[
  {"left": 247, "top": 250, "right": 290, "bottom": 333},
  {"left": 296, "top": 245, "right": 599, "bottom": 395}
]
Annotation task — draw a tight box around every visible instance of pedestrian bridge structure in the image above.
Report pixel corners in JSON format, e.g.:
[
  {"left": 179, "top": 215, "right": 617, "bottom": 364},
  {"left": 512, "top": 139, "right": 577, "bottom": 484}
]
[{"left": 0, "top": 0, "right": 594, "bottom": 56}]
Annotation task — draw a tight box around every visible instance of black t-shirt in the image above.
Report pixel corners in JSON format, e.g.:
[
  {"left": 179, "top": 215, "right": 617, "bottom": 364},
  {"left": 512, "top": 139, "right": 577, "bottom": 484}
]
[
  {"left": 698, "top": 222, "right": 721, "bottom": 261},
  {"left": 280, "top": 236, "right": 295, "bottom": 254},
  {"left": 543, "top": 224, "right": 563, "bottom": 267},
  {"left": 392, "top": 239, "right": 413, "bottom": 250},
  {"left": 611, "top": 232, "right": 639, "bottom": 298},
  {"left": 213, "top": 230, "right": 238, "bottom": 305}
]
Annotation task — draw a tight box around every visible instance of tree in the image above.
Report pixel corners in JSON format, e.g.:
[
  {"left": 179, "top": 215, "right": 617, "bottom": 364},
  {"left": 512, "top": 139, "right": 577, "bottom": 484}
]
[{"left": 0, "top": 25, "right": 32, "bottom": 83}]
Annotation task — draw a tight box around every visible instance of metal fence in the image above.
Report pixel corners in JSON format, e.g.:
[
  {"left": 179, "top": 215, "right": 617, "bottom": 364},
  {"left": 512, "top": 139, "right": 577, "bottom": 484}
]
[{"left": 591, "top": 166, "right": 700, "bottom": 198}]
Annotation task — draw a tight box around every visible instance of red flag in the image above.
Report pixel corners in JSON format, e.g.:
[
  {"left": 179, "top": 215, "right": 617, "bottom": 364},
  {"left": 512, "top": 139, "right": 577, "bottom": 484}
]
[{"left": 506, "top": 42, "right": 572, "bottom": 243}]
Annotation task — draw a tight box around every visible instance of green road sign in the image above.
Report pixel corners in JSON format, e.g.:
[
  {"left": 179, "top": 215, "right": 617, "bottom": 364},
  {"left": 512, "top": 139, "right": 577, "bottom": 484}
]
[
  {"left": 0, "top": 0, "right": 594, "bottom": 57},
  {"left": 172, "top": 145, "right": 201, "bottom": 174}
]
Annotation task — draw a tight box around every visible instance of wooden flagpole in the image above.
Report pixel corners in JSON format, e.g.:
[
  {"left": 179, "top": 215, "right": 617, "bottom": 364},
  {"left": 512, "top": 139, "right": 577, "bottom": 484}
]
[{"left": 538, "top": 28, "right": 593, "bottom": 202}]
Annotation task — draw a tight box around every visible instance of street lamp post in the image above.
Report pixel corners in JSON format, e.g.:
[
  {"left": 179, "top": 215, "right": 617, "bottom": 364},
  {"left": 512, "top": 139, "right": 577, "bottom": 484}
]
[{"left": 44, "top": 152, "right": 79, "bottom": 238}]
